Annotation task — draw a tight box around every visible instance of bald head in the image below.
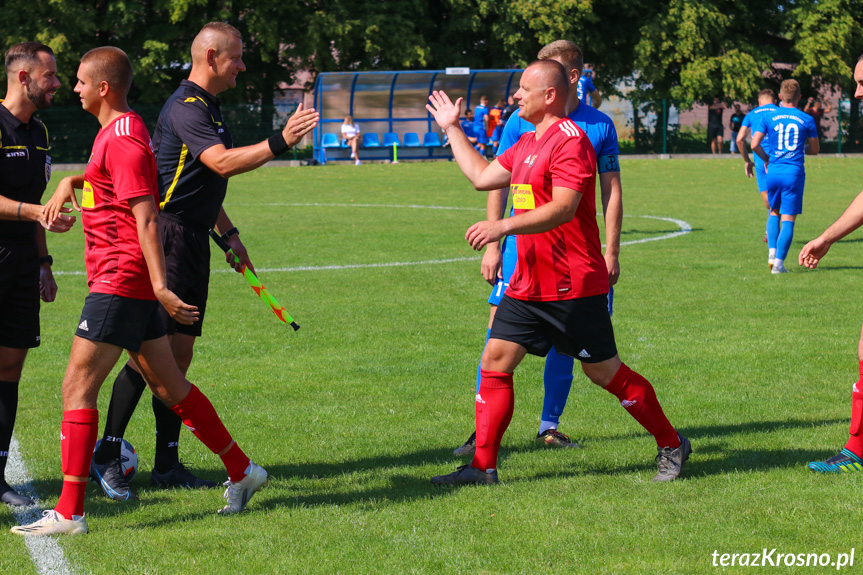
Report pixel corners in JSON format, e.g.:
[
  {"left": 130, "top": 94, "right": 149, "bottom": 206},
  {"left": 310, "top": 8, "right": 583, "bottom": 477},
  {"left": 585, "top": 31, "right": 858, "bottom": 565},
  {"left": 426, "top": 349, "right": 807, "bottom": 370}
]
[
  {"left": 525, "top": 59, "right": 569, "bottom": 100},
  {"left": 191, "top": 22, "right": 242, "bottom": 65}
]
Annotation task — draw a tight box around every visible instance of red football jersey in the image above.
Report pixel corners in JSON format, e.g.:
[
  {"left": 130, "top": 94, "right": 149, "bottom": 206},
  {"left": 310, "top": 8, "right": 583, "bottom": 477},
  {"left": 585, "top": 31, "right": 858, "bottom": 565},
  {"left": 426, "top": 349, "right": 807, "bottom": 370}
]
[
  {"left": 81, "top": 112, "right": 159, "bottom": 300},
  {"left": 497, "top": 117, "right": 607, "bottom": 301}
]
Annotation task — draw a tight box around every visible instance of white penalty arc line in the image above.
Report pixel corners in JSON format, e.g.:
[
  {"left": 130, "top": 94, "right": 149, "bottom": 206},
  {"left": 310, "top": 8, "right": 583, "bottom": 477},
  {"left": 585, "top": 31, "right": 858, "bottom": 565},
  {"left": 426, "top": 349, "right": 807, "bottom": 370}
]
[
  {"left": 8, "top": 437, "right": 79, "bottom": 575},
  {"left": 50, "top": 211, "right": 692, "bottom": 276}
]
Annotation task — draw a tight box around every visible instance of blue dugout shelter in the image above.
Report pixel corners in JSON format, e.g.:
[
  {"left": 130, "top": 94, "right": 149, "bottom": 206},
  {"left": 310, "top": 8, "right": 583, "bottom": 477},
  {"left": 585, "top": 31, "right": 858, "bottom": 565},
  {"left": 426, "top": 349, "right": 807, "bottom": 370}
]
[{"left": 312, "top": 69, "right": 523, "bottom": 164}]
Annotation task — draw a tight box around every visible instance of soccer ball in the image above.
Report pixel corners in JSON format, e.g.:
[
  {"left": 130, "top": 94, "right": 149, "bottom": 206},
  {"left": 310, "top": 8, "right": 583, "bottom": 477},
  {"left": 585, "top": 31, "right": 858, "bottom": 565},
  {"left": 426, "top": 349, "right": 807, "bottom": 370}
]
[{"left": 92, "top": 439, "right": 139, "bottom": 481}]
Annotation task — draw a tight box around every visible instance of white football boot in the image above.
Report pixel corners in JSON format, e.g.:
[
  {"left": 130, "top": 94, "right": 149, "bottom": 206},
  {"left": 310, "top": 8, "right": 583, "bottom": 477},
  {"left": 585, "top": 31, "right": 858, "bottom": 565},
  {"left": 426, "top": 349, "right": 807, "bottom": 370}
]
[
  {"left": 218, "top": 461, "right": 268, "bottom": 515},
  {"left": 11, "top": 510, "right": 88, "bottom": 536}
]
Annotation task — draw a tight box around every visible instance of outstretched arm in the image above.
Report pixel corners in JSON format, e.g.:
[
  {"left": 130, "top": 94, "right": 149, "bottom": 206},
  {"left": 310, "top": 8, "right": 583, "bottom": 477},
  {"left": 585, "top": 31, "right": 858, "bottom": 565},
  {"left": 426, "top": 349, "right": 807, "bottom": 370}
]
[
  {"left": 800, "top": 189, "right": 863, "bottom": 269},
  {"left": 199, "top": 104, "right": 319, "bottom": 178},
  {"left": 426, "top": 91, "right": 511, "bottom": 191}
]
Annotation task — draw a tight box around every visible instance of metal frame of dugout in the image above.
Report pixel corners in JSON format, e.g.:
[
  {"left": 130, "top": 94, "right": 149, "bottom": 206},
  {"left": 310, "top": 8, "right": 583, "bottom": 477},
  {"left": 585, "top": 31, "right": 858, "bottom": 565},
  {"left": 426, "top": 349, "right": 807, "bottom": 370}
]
[{"left": 312, "top": 69, "right": 523, "bottom": 164}]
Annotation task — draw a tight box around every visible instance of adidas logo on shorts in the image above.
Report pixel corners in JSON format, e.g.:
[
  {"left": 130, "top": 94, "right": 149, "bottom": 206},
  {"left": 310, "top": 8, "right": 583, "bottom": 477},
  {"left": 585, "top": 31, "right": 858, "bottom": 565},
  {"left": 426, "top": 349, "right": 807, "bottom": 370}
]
[
  {"left": 578, "top": 349, "right": 591, "bottom": 358},
  {"left": 78, "top": 320, "right": 89, "bottom": 332}
]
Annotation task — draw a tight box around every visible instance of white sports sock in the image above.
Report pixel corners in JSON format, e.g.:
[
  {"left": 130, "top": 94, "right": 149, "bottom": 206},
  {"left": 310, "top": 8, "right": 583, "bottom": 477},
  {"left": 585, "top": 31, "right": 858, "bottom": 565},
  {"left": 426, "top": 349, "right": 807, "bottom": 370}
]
[
  {"left": 538, "top": 420, "right": 558, "bottom": 435},
  {"left": 773, "top": 258, "right": 784, "bottom": 268},
  {"left": 768, "top": 248, "right": 776, "bottom": 259}
]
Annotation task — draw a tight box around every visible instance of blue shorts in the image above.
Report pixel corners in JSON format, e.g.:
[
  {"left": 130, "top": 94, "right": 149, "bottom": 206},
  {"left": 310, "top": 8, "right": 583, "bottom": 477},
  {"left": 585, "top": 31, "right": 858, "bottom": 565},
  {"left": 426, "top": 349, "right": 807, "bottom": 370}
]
[
  {"left": 488, "top": 234, "right": 517, "bottom": 306},
  {"left": 767, "top": 170, "right": 805, "bottom": 215},
  {"left": 491, "top": 125, "right": 504, "bottom": 143},
  {"left": 475, "top": 130, "right": 489, "bottom": 145},
  {"left": 755, "top": 164, "right": 768, "bottom": 193}
]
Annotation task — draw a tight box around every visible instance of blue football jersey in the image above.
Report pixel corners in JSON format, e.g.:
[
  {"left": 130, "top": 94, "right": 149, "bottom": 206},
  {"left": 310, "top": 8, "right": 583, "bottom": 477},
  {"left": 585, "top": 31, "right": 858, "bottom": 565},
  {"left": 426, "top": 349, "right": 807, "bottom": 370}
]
[
  {"left": 473, "top": 104, "right": 489, "bottom": 131},
  {"left": 741, "top": 103, "right": 777, "bottom": 170},
  {"left": 577, "top": 76, "right": 597, "bottom": 107},
  {"left": 753, "top": 106, "right": 817, "bottom": 173}
]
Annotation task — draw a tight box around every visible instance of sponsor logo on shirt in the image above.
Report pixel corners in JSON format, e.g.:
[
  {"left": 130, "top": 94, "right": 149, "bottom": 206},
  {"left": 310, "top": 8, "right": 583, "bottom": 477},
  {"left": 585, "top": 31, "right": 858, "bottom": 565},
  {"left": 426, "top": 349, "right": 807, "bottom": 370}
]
[{"left": 511, "top": 183, "right": 535, "bottom": 210}]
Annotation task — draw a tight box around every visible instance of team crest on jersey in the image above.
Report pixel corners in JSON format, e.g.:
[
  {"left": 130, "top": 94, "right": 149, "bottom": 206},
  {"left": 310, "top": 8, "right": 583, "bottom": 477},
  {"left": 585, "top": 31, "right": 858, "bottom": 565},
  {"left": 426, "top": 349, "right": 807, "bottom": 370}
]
[{"left": 45, "top": 154, "right": 52, "bottom": 183}]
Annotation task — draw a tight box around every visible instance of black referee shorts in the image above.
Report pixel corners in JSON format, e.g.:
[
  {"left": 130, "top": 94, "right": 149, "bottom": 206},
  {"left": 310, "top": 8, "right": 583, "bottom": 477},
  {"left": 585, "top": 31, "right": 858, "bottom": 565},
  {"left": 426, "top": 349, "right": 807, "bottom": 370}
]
[
  {"left": 75, "top": 293, "right": 166, "bottom": 353},
  {"left": 0, "top": 242, "right": 41, "bottom": 349},
  {"left": 158, "top": 212, "right": 210, "bottom": 337},
  {"left": 489, "top": 294, "right": 618, "bottom": 363}
]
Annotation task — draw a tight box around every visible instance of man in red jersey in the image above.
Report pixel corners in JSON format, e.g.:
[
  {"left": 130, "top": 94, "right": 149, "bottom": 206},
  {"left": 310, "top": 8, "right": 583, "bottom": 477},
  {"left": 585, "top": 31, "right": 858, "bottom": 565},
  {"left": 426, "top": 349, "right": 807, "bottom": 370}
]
[
  {"left": 426, "top": 60, "right": 691, "bottom": 485},
  {"left": 11, "top": 47, "right": 266, "bottom": 536},
  {"left": 800, "top": 55, "right": 863, "bottom": 474}
]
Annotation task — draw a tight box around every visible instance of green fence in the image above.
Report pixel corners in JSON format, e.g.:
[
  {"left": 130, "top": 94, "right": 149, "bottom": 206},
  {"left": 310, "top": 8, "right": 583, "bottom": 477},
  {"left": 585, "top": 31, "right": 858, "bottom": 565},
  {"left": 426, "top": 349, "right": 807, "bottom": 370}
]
[{"left": 35, "top": 104, "right": 311, "bottom": 163}]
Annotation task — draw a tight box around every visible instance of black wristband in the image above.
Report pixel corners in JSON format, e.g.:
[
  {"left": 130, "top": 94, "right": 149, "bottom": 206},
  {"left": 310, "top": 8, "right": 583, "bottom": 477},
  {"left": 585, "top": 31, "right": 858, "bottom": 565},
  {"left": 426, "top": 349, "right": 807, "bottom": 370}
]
[
  {"left": 38, "top": 255, "right": 53, "bottom": 266},
  {"left": 268, "top": 133, "right": 290, "bottom": 157},
  {"left": 221, "top": 227, "right": 239, "bottom": 242}
]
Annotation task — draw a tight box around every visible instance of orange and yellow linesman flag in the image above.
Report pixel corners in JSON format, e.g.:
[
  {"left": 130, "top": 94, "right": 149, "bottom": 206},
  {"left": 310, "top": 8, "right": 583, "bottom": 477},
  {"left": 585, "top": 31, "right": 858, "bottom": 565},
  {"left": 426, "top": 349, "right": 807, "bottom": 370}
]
[{"left": 209, "top": 230, "right": 300, "bottom": 331}]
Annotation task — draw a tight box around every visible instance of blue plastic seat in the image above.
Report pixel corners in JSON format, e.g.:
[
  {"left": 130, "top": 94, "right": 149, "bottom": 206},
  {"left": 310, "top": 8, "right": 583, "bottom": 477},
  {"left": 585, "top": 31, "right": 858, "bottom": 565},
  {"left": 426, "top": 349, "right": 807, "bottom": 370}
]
[
  {"left": 403, "top": 132, "right": 421, "bottom": 147},
  {"left": 382, "top": 132, "right": 400, "bottom": 147},
  {"left": 362, "top": 133, "right": 381, "bottom": 147},
  {"left": 423, "top": 132, "right": 442, "bottom": 147},
  {"left": 322, "top": 133, "right": 342, "bottom": 148}
]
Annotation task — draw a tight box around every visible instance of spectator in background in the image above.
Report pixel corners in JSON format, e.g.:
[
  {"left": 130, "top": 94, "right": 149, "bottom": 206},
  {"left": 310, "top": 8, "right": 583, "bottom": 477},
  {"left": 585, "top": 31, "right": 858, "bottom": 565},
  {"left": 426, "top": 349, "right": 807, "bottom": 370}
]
[
  {"left": 729, "top": 103, "right": 746, "bottom": 153},
  {"left": 804, "top": 98, "right": 833, "bottom": 139},
  {"left": 473, "top": 96, "right": 490, "bottom": 155},
  {"left": 708, "top": 97, "right": 727, "bottom": 154},
  {"left": 577, "top": 65, "right": 603, "bottom": 108},
  {"left": 500, "top": 94, "right": 518, "bottom": 125},
  {"left": 341, "top": 115, "right": 361, "bottom": 165},
  {"left": 489, "top": 98, "right": 506, "bottom": 153},
  {"left": 444, "top": 109, "right": 477, "bottom": 149}
]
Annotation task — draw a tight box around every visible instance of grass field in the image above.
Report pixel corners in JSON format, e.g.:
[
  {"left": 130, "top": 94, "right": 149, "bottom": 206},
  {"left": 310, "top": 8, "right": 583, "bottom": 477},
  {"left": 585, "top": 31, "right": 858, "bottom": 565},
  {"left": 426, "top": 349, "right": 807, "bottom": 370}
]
[{"left": 3, "top": 158, "right": 863, "bottom": 574}]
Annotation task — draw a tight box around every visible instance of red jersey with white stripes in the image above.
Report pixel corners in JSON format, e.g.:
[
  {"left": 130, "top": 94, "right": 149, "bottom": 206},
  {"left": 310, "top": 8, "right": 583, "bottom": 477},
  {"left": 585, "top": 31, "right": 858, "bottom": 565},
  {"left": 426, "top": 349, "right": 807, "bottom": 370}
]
[
  {"left": 496, "top": 117, "right": 607, "bottom": 301},
  {"left": 81, "top": 112, "right": 159, "bottom": 300}
]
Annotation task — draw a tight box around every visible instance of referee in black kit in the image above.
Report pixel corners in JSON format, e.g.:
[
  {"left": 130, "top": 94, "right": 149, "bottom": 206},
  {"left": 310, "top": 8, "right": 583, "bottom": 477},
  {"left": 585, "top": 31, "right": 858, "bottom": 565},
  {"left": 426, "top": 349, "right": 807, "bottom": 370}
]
[
  {"left": 89, "top": 22, "right": 318, "bottom": 499},
  {"left": 0, "top": 42, "right": 75, "bottom": 505}
]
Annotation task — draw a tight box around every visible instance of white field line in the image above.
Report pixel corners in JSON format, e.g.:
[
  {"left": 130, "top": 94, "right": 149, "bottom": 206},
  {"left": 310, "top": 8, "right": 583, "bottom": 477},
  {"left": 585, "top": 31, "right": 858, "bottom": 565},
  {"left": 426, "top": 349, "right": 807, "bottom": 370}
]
[
  {"left": 8, "top": 437, "right": 79, "bottom": 575},
  {"left": 50, "top": 206, "right": 692, "bottom": 276}
]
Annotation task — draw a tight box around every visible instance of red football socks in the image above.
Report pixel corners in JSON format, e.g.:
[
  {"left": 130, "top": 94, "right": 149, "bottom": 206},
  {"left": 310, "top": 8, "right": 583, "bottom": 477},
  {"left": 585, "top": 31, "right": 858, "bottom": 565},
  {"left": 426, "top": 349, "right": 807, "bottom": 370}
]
[
  {"left": 471, "top": 370, "right": 514, "bottom": 471},
  {"left": 56, "top": 409, "right": 99, "bottom": 519},
  {"left": 170, "top": 385, "right": 249, "bottom": 482},
  {"left": 605, "top": 363, "right": 680, "bottom": 449},
  {"left": 844, "top": 361, "right": 863, "bottom": 457}
]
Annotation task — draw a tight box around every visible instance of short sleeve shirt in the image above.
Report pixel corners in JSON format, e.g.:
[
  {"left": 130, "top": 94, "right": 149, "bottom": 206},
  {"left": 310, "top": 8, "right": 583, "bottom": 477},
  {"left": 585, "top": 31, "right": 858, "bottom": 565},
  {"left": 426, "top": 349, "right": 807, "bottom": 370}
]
[
  {"left": 753, "top": 106, "right": 817, "bottom": 174},
  {"left": 499, "top": 103, "right": 620, "bottom": 173},
  {"left": 0, "top": 104, "right": 51, "bottom": 243},
  {"left": 741, "top": 103, "right": 777, "bottom": 170},
  {"left": 82, "top": 112, "right": 159, "bottom": 300},
  {"left": 474, "top": 104, "right": 489, "bottom": 131},
  {"left": 497, "top": 118, "right": 607, "bottom": 301},
  {"left": 341, "top": 123, "right": 360, "bottom": 139},
  {"left": 153, "top": 80, "right": 232, "bottom": 229}
]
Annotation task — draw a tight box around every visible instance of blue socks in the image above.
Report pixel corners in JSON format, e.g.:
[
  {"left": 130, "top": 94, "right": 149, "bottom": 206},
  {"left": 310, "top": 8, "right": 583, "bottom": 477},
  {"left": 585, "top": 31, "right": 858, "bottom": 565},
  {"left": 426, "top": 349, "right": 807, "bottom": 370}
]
[
  {"left": 776, "top": 220, "right": 795, "bottom": 262},
  {"left": 766, "top": 214, "right": 780, "bottom": 250},
  {"left": 539, "top": 347, "right": 575, "bottom": 433}
]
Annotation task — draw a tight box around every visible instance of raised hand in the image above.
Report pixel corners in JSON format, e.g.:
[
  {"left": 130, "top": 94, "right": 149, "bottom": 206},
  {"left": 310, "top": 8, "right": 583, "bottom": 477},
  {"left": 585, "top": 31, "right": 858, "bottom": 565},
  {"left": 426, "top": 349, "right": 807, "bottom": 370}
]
[
  {"left": 282, "top": 103, "right": 320, "bottom": 148},
  {"left": 426, "top": 91, "right": 463, "bottom": 132}
]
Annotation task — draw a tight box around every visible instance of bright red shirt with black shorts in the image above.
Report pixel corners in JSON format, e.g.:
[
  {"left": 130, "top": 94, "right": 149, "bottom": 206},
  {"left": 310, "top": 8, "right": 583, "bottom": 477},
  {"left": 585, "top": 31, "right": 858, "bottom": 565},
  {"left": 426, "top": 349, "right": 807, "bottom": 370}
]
[
  {"left": 81, "top": 112, "right": 159, "bottom": 301},
  {"left": 496, "top": 117, "right": 607, "bottom": 302}
]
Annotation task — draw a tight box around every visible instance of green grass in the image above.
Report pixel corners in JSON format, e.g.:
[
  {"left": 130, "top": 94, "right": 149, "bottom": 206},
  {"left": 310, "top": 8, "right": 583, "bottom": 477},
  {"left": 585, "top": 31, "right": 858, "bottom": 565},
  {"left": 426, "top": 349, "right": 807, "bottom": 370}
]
[{"left": 3, "top": 158, "right": 863, "bottom": 573}]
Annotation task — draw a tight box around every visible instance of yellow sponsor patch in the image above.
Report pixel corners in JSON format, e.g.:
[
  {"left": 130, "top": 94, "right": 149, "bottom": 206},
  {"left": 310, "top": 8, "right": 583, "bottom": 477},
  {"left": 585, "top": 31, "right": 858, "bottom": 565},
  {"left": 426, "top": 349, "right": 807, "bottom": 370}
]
[
  {"left": 511, "top": 183, "right": 535, "bottom": 210},
  {"left": 184, "top": 97, "right": 198, "bottom": 103},
  {"left": 82, "top": 181, "right": 95, "bottom": 209}
]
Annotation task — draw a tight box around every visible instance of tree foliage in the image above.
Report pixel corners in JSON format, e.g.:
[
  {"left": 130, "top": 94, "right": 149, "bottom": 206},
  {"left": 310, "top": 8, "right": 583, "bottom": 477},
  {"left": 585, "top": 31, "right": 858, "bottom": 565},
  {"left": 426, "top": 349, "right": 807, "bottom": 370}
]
[{"left": 1, "top": 0, "right": 861, "bottom": 108}]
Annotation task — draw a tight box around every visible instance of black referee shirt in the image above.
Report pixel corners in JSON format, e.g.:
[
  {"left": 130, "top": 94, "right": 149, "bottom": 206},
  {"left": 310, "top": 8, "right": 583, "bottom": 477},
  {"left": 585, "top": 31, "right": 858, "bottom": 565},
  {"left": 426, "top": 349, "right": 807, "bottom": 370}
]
[
  {"left": 0, "top": 103, "right": 50, "bottom": 243},
  {"left": 153, "top": 80, "right": 233, "bottom": 229}
]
